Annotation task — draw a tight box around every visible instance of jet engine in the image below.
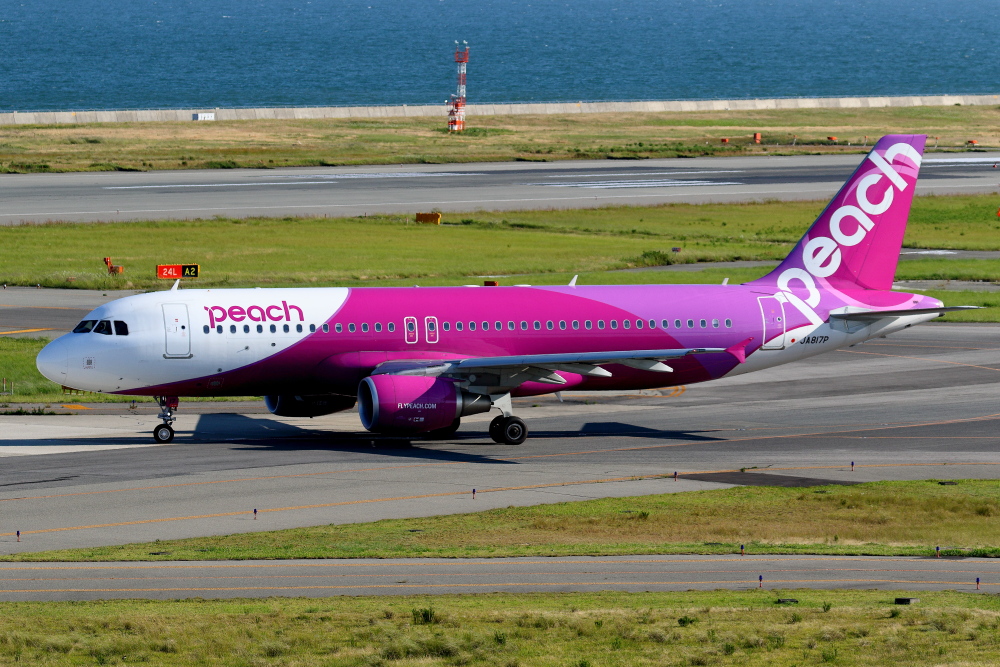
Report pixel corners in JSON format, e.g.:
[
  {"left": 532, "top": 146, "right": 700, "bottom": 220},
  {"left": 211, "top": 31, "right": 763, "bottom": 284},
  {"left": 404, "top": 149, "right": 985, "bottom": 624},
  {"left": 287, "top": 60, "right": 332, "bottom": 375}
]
[
  {"left": 264, "top": 394, "right": 357, "bottom": 418},
  {"left": 358, "top": 375, "right": 491, "bottom": 434}
]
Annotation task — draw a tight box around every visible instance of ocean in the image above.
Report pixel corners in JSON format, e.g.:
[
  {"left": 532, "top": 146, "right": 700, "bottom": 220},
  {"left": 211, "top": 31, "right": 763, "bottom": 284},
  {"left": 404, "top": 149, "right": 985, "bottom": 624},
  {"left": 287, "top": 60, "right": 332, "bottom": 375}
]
[{"left": 2, "top": 0, "right": 998, "bottom": 111}]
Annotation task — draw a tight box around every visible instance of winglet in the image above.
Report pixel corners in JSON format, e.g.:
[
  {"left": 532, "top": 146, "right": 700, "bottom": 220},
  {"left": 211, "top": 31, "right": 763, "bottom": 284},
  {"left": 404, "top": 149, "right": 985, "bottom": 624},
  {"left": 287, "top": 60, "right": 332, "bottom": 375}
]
[
  {"left": 568, "top": 275, "right": 578, "bottom": 287},
  {"left": 170, "top": 279, "right": 180, "bottom": 292},
  {"left": 725, "top": 337, "right": 754, "bottom": 364}
]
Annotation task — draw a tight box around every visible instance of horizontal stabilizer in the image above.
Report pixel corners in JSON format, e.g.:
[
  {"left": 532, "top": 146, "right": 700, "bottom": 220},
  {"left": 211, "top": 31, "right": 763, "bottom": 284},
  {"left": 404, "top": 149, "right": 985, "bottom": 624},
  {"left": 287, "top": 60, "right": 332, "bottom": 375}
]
[{"left": 828, "top": 306, "right": 979, "bottom": 322}]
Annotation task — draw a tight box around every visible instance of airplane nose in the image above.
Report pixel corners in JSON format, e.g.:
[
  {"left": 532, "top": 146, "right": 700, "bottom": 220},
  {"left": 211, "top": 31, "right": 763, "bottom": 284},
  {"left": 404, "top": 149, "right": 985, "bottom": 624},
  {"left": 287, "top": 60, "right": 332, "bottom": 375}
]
[{"left": 36, "top": 337, "right": 69, "bottom": 384}]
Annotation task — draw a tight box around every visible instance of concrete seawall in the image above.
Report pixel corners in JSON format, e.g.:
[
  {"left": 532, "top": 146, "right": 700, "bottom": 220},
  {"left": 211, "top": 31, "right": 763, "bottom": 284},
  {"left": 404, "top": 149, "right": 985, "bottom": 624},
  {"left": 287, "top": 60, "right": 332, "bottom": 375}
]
[{"left": 1, "top": 94, "right": 997, "bottom": 126}]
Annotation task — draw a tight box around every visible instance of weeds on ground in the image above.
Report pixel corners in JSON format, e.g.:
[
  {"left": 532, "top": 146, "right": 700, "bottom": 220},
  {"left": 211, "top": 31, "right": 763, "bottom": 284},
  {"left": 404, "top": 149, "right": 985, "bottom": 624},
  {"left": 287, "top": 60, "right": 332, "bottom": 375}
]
[{"left": 0, "top": 591, "right": 996, "bottom": 665}]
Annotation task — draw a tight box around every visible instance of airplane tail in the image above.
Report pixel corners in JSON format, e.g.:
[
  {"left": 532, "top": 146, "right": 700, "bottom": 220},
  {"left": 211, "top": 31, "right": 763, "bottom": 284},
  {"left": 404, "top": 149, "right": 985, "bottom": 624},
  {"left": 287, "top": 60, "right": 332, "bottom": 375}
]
[{"left": 748, "top": 134, "right": 926, "bottom": 292}]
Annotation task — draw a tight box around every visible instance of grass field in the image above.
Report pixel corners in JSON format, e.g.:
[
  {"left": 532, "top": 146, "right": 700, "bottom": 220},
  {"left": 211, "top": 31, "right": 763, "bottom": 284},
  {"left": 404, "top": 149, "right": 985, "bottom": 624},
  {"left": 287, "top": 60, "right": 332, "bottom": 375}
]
[
  {"left": 9, "top": 481, "right": 998, "bottom": 563},
  {"left": 2, "top": 105, "right": 999, "bottom": 172},
  {"left": 0, "top": 590, "right": 997, "bottom": 666},
  {"left": 3, "top": 194, "right": 1000, "bottom": 292},
  {"left": 0, "top": 337, "right": 63, "bottom": 403}
]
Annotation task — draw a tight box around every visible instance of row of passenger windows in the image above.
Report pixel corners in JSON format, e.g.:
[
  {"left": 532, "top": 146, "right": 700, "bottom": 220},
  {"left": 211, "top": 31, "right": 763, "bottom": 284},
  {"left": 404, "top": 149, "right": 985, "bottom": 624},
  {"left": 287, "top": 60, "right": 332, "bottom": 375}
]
[
  {"left": 72, "top": 319, "right": 129, "bottom": 336},
  {"left": 204, "top": 323, "right": 324, "bottom": 334},
  {"left": 203, "top": 318, "right": 734, "bottom": 335}
]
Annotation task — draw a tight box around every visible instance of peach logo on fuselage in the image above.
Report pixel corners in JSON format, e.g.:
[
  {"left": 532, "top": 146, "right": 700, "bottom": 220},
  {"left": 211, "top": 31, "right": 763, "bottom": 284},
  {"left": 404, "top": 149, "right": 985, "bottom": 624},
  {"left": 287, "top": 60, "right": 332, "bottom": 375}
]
[{"left": 205, "top": 301, "right": 304, "bottom": 327}]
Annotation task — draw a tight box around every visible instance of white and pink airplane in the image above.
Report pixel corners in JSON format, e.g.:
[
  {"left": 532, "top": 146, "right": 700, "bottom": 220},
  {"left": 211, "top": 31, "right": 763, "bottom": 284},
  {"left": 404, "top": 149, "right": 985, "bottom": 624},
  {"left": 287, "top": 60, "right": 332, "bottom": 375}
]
[{"left": 37, "top": 135, "right": 971, "bottom": 444}]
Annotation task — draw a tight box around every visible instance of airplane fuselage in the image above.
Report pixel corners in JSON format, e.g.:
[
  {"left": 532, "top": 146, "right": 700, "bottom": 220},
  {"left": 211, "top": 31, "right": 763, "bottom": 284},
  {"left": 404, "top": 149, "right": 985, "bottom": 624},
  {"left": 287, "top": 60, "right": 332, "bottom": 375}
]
[
  {"left": 34, "top": 134, "right": 960, "bottom": 445},
  {"left": 37, "top": 283, "right": 938, "bottom": 399}
]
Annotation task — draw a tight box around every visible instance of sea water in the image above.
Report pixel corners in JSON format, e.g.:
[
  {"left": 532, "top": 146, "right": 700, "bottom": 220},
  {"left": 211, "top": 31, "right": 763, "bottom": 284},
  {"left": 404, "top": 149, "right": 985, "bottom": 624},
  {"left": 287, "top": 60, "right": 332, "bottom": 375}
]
[{"left": 2, "top": 0, "right": 998, "bottom": 111}]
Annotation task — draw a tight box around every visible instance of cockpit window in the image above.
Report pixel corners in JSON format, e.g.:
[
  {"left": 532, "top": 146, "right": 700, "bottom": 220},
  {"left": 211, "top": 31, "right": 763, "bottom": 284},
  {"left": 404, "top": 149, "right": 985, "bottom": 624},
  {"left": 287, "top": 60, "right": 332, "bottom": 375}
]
[
  {"left": 113, "top": 321, "right": 129, "bottom": 336},
  {"left": 93, "top": 320, "right": 113, "bottom": 335},
  {"left": 73, "top": 320, "right": 98, "bottom": 333}
]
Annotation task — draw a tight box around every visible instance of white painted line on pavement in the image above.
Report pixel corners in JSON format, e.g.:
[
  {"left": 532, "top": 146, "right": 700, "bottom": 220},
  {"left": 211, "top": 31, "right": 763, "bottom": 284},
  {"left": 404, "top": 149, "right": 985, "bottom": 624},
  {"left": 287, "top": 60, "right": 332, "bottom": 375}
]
[
  {"left": 528, "top": 179, "right": 742, "bottom": 189},
  {"left": 545, "top": 170, "right": 744, "bottom": 177},
  {"left": 255, "top": 172, "right": 485, "bottom": 179},
  {"left": 104, "top": 182, "right": 338, "bottom": 189}
]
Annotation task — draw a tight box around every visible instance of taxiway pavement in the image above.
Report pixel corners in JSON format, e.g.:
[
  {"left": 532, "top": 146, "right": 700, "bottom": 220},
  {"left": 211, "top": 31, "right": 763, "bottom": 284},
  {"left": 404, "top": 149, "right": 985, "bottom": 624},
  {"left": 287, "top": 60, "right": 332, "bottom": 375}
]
[
  {"left": 0, "top": 323, "right": 998, "bottom": 558},
  {"left": 0, "top": 323, "right": 998, "bottom": 599},
  {"left": 0, "top": 555, "right": 995, "bottom": 601},
  {"left": 2, "top": 153, "right": 998, "bottom": 224}
]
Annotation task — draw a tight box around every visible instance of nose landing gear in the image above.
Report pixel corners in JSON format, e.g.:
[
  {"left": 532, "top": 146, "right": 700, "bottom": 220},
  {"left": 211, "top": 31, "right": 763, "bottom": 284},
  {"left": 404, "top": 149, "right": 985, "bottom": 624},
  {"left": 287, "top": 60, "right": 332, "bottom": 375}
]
[
  {"left": 153, "top": 423, "right": 174, "bottom": 443},
  {"left": 153, "top": 396, "right": 179, "bottom": 443}
]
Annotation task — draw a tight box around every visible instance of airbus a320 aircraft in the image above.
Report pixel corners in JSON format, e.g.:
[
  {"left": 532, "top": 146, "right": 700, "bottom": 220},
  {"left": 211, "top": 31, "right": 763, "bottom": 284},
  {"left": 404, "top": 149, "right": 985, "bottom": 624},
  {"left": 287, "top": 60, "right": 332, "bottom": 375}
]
[{"left": 37, "top": 134, "right": 972, "bottom": 445}]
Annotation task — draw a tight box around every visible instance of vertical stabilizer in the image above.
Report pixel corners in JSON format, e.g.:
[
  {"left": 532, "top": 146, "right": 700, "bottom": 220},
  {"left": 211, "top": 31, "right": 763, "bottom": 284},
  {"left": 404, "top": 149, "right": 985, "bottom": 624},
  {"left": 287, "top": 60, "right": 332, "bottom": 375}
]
[{"left": 749, "top": 134, "right": 925, "bottom": 292}]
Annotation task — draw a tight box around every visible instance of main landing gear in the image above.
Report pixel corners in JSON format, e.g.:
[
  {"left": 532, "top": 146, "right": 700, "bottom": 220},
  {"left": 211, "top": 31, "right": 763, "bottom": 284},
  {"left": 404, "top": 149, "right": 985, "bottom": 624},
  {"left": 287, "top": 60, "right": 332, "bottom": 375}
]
[
  {"left": 489, "top": 415, "right": 528, "bottom": 445},
  {"left": 487, "top": 394, "right": 528, "bottom": 445},
  {"left": 153, "top": 396, "right": 178, "bottom": 443}
]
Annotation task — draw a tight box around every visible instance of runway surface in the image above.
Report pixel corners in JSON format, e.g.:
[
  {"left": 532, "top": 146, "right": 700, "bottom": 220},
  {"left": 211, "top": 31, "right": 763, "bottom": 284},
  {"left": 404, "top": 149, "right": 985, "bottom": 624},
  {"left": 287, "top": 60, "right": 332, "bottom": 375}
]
[
  {"left": 0, "top": 555, "right": 994, "bottom": 602},
  {"left": 1, "top": 323, "right": 998, "bottom": 558},
  {"left": 2, "top": 153, "right": 999, "bottom": 224},
  {"left": 0, "top": 322, "right": 998, "bottom": 599}
]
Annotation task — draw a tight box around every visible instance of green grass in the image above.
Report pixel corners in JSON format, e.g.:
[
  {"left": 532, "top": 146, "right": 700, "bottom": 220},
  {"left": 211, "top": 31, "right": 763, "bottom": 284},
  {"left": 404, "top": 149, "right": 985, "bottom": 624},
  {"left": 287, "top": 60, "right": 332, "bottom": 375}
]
[
  {"left": 895, "top": 259, "right": 1000, "bottom": 282},
  {"left": 10, "top": 481, "right": 999, "bottom": 562},
  {"left": 2, "top": 104, "right": 1000, "bottom": 171},
  {"left": 920, "top": 290, "right": 1000, "bottom": 321},
  {"left": 3, "top": 194, "right": 1000, "bottom": 291},
  {"left": 0, "top": 590, "right": 996, "bottom": 666},
  {"left": 0, "top": 337, "right": 61, "bottom": 400}
]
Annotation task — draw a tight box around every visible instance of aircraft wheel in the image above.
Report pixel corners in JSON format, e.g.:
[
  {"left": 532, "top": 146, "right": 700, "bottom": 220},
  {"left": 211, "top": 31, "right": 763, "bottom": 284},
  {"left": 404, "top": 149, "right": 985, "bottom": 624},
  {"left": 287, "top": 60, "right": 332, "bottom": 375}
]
[
  {"left": 425, "top": 418, "right": 461, "bottom": 440},
  {"left": 489, "top": 415, "right": 506, "bottom": 443},
  {"left": 501, "top": 416, "right": 528, "bottom": 445},
  {"left": 153, "top": 424, "right": 175, "bottom": 443}
]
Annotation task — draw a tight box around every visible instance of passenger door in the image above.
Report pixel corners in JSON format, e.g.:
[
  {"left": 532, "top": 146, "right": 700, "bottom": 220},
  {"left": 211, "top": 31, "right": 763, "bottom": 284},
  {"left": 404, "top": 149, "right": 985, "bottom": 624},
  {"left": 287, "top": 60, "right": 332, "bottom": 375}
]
[
  {"left": 162, "top": 304, "right": 192, "bottom": 358},
  {"left": 758, "top": 296, "right": 786, "bottom": 350}
]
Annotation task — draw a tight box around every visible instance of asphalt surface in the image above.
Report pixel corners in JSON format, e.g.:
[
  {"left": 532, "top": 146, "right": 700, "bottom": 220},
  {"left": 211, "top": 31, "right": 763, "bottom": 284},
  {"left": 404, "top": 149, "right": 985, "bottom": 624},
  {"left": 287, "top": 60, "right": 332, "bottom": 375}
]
[
  {"left": 1, "top": 153, "right": 999, "bottom": 224},
  {"left": 0, "top": 556, "right": 994, "bottom": 602},
  {"left": 0, "top": 287, "right": 142, "bottom": 338},
  {"left": 1, "top": 323, "right": 999, "bottom": 598},
  {"left": 2, "top": 150, "right": 999, "bottom": 600}
]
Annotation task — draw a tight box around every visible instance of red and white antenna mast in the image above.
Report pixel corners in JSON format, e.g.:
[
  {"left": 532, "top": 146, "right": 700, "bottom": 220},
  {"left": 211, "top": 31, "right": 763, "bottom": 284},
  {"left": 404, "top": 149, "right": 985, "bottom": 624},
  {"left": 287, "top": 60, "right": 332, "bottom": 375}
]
[{"left": 448, "top": 41, "right": 469, "bottom": 132}]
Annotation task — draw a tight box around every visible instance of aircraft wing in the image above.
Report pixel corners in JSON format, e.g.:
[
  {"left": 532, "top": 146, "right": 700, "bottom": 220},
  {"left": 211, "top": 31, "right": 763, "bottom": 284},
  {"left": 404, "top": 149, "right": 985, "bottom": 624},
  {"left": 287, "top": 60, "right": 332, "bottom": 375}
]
[
  {"left": 373, "top": 346, "right": 741, "bottom": 387},
  {"left": 828, "top": 306, "right": 979, "bottom": 322}
]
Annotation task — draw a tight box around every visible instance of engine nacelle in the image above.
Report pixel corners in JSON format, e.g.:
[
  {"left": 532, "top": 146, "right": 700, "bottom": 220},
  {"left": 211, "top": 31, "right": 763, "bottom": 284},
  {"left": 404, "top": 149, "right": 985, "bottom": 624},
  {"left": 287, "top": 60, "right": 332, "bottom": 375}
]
[
  {"left": 264, "top": 394, "right": 357, "bottom": 418},
  {"left": 358, "top": 375, "right": 492, "bottom": 434}
]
